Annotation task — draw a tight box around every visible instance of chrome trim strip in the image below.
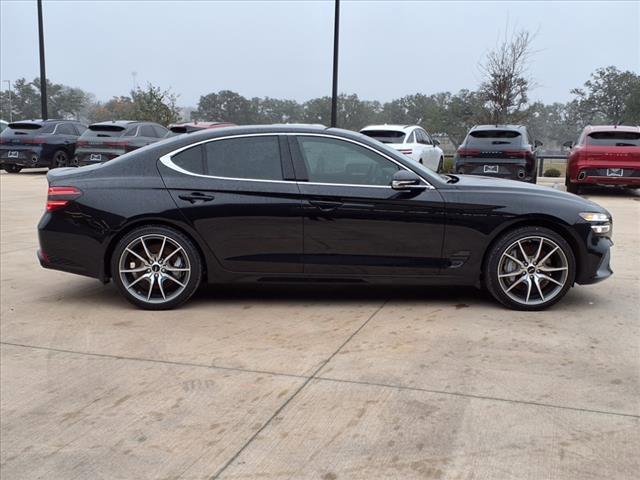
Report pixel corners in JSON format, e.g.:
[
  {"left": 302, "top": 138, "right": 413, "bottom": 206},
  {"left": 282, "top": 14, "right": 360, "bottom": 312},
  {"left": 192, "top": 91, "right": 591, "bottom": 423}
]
[{"left": 158, "top": 131, "right": 434, "bottom": 189}]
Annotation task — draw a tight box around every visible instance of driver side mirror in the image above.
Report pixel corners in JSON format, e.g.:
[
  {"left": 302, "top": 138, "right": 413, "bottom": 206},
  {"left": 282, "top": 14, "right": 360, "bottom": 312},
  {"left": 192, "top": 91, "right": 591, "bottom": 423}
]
[
  {"left": 433, "top": 138, "right": 441, "bottom": 146},
  {"left": 534, "top": 139, "right": 543, "bottom": 148},
  {"left": 391, "top": 170, "right": 426, "bottom": 191},
  {"left": 562, "top": 140, "right": 573, "bottom": 149}
]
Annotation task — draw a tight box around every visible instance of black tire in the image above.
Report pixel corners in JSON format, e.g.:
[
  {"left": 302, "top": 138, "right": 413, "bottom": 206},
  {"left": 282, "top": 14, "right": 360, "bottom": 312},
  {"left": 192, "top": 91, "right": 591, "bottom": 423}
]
[
  {"left": 437, "top": 157, "right": 444, "bottom": 173},
  {"left": 111, "top": 225, "right": 202, "bottom": 310},
  {"left": 484, "top": 226, "right": 576, "bottom": 311},
  {"left": 50, "top": 150, "right": 69, "bottom": 169},
  {"left": 3, "top": 164, "right": 22, "bottom": 173},
  {"left": 419, "top": 158, "right": 423, "bottom": 164},
  {"left": 566, "top": 177, "right": 580, "bottom": 195}
]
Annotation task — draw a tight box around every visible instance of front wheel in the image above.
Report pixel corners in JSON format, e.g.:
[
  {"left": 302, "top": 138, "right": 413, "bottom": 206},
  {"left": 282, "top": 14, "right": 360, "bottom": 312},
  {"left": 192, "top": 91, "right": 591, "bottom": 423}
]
[
  {"left": 437, "top": 157, "right": 444, "bottom": 173},
  {"left": 111, "top": 225, "right": 202, "bottom": 310},
  {"left": 484, "top": 226, "right": 575, "bottom": 311}
]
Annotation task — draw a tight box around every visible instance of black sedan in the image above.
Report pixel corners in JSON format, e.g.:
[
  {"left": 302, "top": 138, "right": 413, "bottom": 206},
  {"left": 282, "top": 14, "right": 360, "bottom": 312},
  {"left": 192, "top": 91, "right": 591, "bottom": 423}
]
[
  {"left": 38, "top": 125, "right": 613, "bottom": 310},
  {"left": 0, "top": 119, "right": 86, "bottom": 172}
]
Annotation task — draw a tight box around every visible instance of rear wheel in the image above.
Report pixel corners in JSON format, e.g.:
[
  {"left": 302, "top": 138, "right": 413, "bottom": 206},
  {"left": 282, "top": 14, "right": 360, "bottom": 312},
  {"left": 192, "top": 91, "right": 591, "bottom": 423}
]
[
  {"left": 111, "top": 225, "right": 202, "bottom": 310},
  {"left": 50, "top": 150, "right": 69, "bottom": 169},
  {"left": 565, "top": 177, "right": 580, "bottom": 194},
  {"left": 3, "top": 164, "right": 22, "bottom": 173},
  {"left": 484, "top": 226, "right": 575, "bottom": 311}
]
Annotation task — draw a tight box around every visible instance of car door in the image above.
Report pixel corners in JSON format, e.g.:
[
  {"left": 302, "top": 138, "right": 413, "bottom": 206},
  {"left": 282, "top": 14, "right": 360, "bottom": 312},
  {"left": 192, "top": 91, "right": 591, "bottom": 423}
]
[
  {"left": 418, "top": 130, "right": 439, "bottom": 171},
  {"left": 404, "top": 130, "right": 421, "bottom": 163},
  {"left": 158, "top": 134, "right": 303, "bottom": 274},
  {"left": 290, "top": 134, "right": 445, "bottom": 276}
]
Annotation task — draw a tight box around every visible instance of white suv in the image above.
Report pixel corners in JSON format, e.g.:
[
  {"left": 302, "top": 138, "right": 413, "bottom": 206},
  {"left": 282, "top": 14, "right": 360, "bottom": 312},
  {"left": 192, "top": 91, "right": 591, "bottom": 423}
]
[{"left": 360, "top": 124, "right": 444, "bottom": 172}]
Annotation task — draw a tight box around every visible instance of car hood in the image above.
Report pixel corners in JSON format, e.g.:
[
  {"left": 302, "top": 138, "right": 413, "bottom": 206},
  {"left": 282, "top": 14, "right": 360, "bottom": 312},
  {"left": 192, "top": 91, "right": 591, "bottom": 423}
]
[{"left": 450, "top": 174, "right": 608, "bottom": 213}]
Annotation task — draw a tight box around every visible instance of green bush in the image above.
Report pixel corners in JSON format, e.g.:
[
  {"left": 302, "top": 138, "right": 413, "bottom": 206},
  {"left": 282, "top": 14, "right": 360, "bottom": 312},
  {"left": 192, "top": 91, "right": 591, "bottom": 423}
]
[{"left": 544, "top": 168, "right": 562, "bottom": 177}]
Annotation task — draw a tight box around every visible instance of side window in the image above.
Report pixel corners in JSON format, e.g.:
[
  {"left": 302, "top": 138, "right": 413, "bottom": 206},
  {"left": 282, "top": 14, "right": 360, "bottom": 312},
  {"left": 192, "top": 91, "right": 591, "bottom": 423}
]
[
  {"left": 74, "top": 124, "right": 87, "bottom": 135},
  {"left": 56, "top": 123, "right": 76, "bottom": 135},
  {"left": 153, "top": 125, "right": 168, "bottom": 138},
  {"left": 204, "top": 136, "right": 282, "bottom": 180},
  {"left": 139, "top": 125, "right": 156, "bottom": 138},
  {"left": 172, "top": 145, "right": 204, "bottom": 174},
  {"left": 406, "top": 131, "right": 416, "bottom": 143},
  {"left": 123, "top": 127, "right": 138, "bottom": 137},
  {"left": 297, "top": 136, "right": 400, "bottom": 186}
]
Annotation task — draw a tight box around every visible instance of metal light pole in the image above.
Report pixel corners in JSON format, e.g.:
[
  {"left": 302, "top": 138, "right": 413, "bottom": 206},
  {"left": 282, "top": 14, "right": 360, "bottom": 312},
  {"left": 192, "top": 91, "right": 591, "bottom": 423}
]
[
  {"left": 37, "top": 0, "right": 48, "bottom": 120},
  {"left": 2, "top": 80, "right": 12, "bottom": 122},
  {"left": 330, "top": 0, "right": 340, "bottom": 128}
]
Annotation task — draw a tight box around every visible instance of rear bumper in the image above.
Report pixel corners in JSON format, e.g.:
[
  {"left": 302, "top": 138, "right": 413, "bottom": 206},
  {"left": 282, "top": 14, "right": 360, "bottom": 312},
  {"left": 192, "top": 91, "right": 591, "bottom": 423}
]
[
  {"left": 569, "top": 162, "right": 640, "bottom": 186},
  {"left": 0, "top": 147, "right": 46, "bottom": 167},
  {"left": 453, "top": 158, "right": 536, "bottom": 182}
]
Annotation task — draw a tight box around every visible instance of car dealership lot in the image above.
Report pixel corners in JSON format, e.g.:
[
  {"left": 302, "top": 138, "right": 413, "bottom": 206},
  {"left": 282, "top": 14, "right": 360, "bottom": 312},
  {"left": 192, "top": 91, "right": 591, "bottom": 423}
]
[{"left": 1, "top": 171, "right": 638, "bottom": 479}]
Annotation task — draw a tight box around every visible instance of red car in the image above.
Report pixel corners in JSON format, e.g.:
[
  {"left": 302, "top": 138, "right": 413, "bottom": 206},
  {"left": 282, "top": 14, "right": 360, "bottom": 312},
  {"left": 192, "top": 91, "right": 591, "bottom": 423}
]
[{"left": 565, "top": 125, "right": 640, "bottom": 194}]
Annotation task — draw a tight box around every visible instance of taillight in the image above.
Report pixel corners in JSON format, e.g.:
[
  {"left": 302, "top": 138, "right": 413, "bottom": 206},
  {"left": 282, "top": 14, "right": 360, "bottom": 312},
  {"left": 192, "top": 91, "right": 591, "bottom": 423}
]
[
  {"left": 457, "top": 148, "right": 480, "bottom": 157},
  {"left": 24, "top": 137, "right": 45, "bottom": 145},
  {"left": 46, "top": 186, "right": 82, "bottom": 212},
  {"left": 398, "top": 149, "right": 413, "bottom": 155},
  {"left": 76, "top": 140, "right": 88, "bottom": 148}
]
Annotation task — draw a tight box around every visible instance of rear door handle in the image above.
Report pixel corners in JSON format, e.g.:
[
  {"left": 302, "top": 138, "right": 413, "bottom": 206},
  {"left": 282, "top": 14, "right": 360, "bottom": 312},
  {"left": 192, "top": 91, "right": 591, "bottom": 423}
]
[
  {"left": 178, "top": 192, "right": 215, "bottom": 203},
  {"left": 309, "top": 200, "right": 343, "bottom": 211}
]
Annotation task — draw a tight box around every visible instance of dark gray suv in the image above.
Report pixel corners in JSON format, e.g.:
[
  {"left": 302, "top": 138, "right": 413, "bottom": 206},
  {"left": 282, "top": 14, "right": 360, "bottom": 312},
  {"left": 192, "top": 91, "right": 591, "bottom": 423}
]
[{"left": 453, "top": 125, "right": 542, "bottom": 183}]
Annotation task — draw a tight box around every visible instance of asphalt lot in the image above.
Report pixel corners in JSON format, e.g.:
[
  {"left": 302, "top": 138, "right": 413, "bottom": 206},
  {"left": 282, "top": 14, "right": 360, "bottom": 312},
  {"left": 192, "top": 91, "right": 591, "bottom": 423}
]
[{"left": 1, "top": 170, "right": 639, "bottom": 479}]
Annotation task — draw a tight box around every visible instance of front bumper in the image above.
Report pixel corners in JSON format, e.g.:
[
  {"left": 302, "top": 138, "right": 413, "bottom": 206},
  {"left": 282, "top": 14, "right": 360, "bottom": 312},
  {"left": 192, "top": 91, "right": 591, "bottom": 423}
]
[{"left": 576, "top": 235, "right": 613, "bottom": 285}]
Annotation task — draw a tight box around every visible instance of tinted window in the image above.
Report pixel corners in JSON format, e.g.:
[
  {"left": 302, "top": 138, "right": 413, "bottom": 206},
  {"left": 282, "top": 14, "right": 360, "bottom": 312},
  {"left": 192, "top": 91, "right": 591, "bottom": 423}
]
[
  {"left": 418, "top": 130, "right": 432, "bottom": 144},
  {"left": 74, "top": 124, "right": 87, "bottom": 135},
  {"left": 172, "top": 145, "right": 204, "bottom": 173},
  {"left": 153, "top": 125, "right": 168, "bottom": 137},
  {"left": 139, "top": 125, "right": 156, "bottom": 137},
  {"left": 83, "top": 125, "right": 126, "bottom": 138},
  {"left": 3, "top": 123, "right": 55, "bottom": 135},
  {"left": 406, "top": 131, "right": 416, "bottom": 143},
  {"left": 56, "top": 123, "right": 76, "bottom": 135},
  {"left": 587, "top": 131, "right": 640, "bottom": 147},
  {"left": 297, "top": 136, "right": 400, "bottom": 186},
  {"left": 467, "top": 129, "right": 522, "bottom": 146},
  {"left": 204, "top": 136, "right": 282, "bottom": 180},
  {"left": 360, "top": 130, "right": 406, "bottom": 144}
]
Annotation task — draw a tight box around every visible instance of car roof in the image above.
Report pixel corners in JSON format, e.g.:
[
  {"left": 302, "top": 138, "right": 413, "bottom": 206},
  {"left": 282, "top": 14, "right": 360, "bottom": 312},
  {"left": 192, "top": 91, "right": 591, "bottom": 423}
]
[
  {"left": 89, "top": 120, "right": 158, "bottom": 127},
  {"left": 360, "top": 124, "right": 417, "bottom": 133},
  {"left": 8, "top": 119, "right": 74, "bottom": 126},
  {"left": 583, "top": 125, "right": 640, "bottom": 133}
]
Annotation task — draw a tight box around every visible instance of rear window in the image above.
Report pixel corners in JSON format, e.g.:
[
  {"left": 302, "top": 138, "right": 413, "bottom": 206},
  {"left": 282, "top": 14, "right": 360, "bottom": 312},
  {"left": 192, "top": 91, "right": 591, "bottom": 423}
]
[
  {"left": 204, "top": 136, "right": 282, "bottom": 180},
  {"left": 81, "top": 125, "right": 126, "bottom": 138},
  {"left": 361, "top": 130, "right": 406, "bottom": 144},
  {"left": 3, "top": 123, "right": 55, "bottom": 135},
  {"left": 587, "top": 131, "right": 640, "bottom": 147},
  {"left": 170, "top": 125, "right": 204, "bottom": 134},
  {"left": 467, "top": 130, "right": 522, "bottom": 145}
]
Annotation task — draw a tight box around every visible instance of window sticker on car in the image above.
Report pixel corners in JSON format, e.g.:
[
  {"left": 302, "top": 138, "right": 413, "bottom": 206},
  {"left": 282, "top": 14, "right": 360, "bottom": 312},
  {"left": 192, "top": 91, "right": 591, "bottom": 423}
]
[
  {"left": 8, "top": 151, "right": 19, "bottom": 158},
  {"left": 90, "top": 153, "right": 102, "bottom": 162},
  {"left": 484, "top": 165, "right": 499, "bottom": 173},
  {"left": 607, "top": 168, "right": 623, "bottom": 177}
]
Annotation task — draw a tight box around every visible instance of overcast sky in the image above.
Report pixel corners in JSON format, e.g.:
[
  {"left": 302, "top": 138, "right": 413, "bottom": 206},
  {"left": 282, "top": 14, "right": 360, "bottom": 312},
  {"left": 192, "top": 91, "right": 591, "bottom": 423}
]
[{"left": 1, "top": 0, "right": 638, "bottom": 106}]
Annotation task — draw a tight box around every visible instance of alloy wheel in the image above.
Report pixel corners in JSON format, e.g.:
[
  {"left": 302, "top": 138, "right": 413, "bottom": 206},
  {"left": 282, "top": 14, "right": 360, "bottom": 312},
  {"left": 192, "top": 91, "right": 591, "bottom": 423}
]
[
  {"left": 118, "top": 234, "right": 191, "bottom": 304},
  {"left": 497, "top": 236, "right": 569, "bottom": 306}
]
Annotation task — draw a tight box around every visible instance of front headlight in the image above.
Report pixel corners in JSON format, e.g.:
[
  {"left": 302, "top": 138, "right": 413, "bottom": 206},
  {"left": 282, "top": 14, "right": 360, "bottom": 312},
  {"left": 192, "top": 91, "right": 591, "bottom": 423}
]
[{"left": 579, "top": 212, "right": 612, "bottom": 236}]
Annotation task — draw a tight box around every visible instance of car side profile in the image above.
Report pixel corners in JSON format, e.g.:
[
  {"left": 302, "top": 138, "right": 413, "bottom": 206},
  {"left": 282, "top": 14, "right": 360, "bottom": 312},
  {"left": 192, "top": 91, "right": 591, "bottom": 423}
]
[
  {"left": 0, "top": 119, "right": 86, "bottom": 173},
  {"left": 360, "top": 124, "right": 444, "bottom": 172},
  {"left": 454, "top": 124, "right": 542, "bottom": 183},
  {"left": 564, "top": 125, "right": 640, "bottom": 194},
  {"left": 38, "top": 125, "right": 612, "bottom": 311},
  {"left": 75, "top": 120, "right": 169, "bottom": 166}
]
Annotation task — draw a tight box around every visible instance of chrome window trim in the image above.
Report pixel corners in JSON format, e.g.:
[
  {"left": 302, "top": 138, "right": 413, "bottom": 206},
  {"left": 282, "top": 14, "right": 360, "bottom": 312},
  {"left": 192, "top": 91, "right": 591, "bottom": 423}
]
[{"left": 158, "top": 132, "right": 435, "bottom": 189}]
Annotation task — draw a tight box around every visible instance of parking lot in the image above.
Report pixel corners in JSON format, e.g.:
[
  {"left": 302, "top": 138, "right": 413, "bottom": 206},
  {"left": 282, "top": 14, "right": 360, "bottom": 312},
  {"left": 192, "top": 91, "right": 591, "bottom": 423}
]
[{"left": 1, "top": 171, "right": 638, "bottom": 479}]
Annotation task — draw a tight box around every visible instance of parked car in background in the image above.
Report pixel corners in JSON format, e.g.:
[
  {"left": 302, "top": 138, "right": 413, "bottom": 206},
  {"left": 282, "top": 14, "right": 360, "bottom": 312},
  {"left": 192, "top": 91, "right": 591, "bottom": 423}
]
[
  {"left": 0, "top": 119, "right": 86, "bottom": 173},
  {"left": 454, "top": 125, "right": 542, "bottom": 183},
  {"left": 564, "top": 125, "right": 640, "bottom": 194},
  {"left": 166, "top": 121, "right": 235, "bottom": 136},
  {"left": 75, "top": 121, "right": 169, "bottom": 166},
  {"left": 38, "top": 125, "right": 612, "bottom": 311},
  {"left": 360, "top": 124, "right": 444, "bottom": 172}
]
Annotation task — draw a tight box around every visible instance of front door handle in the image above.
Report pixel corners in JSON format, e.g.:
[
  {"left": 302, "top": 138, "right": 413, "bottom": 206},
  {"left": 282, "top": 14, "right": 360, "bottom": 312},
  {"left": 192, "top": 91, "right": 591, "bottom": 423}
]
[
  {"left": 178, "top": 192, "right": 215, "bottom": 204},
  {"left": 309, "top": 200, "right": 343, "bottom": 211}
]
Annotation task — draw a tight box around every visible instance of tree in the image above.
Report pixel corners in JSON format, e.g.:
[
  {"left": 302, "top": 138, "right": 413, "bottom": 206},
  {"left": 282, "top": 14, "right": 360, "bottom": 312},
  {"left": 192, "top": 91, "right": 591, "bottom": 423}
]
[
  {"left": 130, "top": 83, "right": 181, "bottom": 125},
  {"left": 193, "top": 90, "right": 255, "bottom": 124},
  {"left": 0, "top": 77, "right": 91, "bottom": 121},
  {"left": 570, "top": 66, "right": 640, "bottom": 124},
  {"left": 88, "top": 96, "right": 136, "bottom": 123},
  {"left": 478, "top": 29, "right": 536, "bottom": 124}
]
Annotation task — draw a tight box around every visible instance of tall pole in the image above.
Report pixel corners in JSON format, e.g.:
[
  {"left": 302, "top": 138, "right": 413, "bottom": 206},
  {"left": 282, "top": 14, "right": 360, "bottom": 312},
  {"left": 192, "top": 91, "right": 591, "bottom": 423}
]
[
  {"left": 330, "top": 0, "right": 340, "bottom": 128},
  {"left": 37, "top": 0, "right": 48, "bottom": 120},
  {"left": 3, "top": 80, "right": 12, "bottom": 122}
]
